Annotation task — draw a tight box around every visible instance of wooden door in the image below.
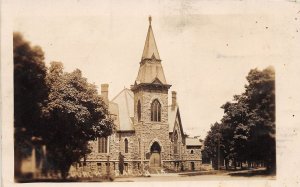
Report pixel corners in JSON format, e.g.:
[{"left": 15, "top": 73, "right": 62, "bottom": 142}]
[{"left": 150, "top": 152, "right": 161, "bottom": 167}]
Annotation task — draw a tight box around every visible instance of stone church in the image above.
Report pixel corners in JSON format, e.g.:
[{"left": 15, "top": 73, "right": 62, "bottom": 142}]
[{"left": 70, "top": 17, "right": 203, "bottom": 176}]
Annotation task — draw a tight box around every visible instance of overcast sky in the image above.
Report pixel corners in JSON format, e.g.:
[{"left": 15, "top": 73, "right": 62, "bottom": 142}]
[{"left": 11, "top": 0, "right": 300, "bottom": 138}]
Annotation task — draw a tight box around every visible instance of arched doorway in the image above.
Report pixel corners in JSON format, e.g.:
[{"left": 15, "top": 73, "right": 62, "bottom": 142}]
[{"left": 149, "top": 142, "right": 161, "bottom": 168}]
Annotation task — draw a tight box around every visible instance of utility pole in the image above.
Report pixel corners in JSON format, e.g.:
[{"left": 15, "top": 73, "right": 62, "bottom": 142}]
[
  {"left": 106, "top": 155, "right": 110, "bottom": 179},
  {"left": 216, "top": 133, "right": 221, "bottom": 171},
  {"left": 218, "top": 136, "right": 220, "bottom": 170}
]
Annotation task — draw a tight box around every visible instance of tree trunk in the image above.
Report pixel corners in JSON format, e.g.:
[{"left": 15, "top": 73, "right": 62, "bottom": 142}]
[
  {"left": 234, "top": 160, "right": 237, "bottom": 170},
  {"left": 14, "top": 146, "right": 22, "bottom": 179},
  {"left": 225, "top": 159, "right": 229, "bottom": 170},
  {"left": 60, "top": 164, "right": 71, "bottom": 180}
]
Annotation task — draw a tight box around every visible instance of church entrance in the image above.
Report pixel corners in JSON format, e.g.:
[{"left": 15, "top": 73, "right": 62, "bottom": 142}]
[
  {"left": 190, "top": 162, "right": 195, "bottom": 171},
  {"left": 149, "top": 142, "right": 161, "bottom": 168}
]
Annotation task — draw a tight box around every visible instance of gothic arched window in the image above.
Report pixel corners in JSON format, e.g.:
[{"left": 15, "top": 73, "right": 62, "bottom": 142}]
[
  {"left": 125, "top": 138, "right": 129, "bottom": 153},
  {"left": 151, "top": 99, "right": 161, "bottom": 122},
  {"left": 174, "top": 131, "right": 178, "bottom": 154},
  {"left": 98, "top": 137, "right": 107, "bottom": 153},
  {"left": 137, "top": 100, "right": 141, "bottom": 122}
]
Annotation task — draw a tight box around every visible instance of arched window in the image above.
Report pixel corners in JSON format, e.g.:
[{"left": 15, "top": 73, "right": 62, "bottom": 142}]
[
  {"left": 137, "top": 100, "right": 141, "bottom": 122},
  {"left": 98, "top": 137, "right": 107, "bottom": 153},
  {"left": 174, "top": 131, "right": 178, "bottom": 154},
  {"left": 125, "top": 138, "right": 129, "bottom": 153},
  {"left": 190, "top": 150, "right": 194, "bottom": 154},
  {"left": 151, "top": 99, "right": 161, "bottom": 122}
]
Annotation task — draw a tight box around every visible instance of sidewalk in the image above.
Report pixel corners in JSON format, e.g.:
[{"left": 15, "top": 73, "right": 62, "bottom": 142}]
[{"left": 114, "top": 168, "right": 274, "bottom": 179}]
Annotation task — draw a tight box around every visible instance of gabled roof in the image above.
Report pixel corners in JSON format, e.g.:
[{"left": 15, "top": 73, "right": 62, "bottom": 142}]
[
  {"left": 111, "top": 88, "right": 134, "bottom": 131},
  {"left": 168, "top": 105, "right": 184, "bottom": 136},
  {"left": 186, "top": 138, "right": 202, "bottom": 146},
  {"left": 168, "top": 105, "right": 178, "bottom": 132},
  {"left": 141, "top": 17, "right": 160, "bottom": 60},
  {"left": 135, "top": 62, "right": 167, "bottom": 85}
]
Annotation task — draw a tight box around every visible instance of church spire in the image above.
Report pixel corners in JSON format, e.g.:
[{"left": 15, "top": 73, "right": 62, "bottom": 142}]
[
  {"left": 132, "top": 16, "right": 170, "bottom": 89},
  {"left": 141, "top": 16, "right": 160, "bottom": 60}
]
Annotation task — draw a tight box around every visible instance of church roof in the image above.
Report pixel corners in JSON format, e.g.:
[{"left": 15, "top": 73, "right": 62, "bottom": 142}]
[
  {"left": 186, "top": 138, "right": 202, "bottom": 146},
  {"left": 110, "top": 88, "right": 181, "bottom": 133},
  {"left": 168, "top": 105, "right": 178, "bottom": 132},
  {"left": 111, "top": 88, "right": 134, "bottom": 131},
  {"left": 135, "top": 62, "right": 167, "bottom": 85},
  {"left": 168, "top": 105, "right": 186, "bottom": 144},
  {"left": 134, "top": 16, "right": 168, "bottom": 86},
  {"left": 141, "top": 16, "right": 160, "bottom": 60}
]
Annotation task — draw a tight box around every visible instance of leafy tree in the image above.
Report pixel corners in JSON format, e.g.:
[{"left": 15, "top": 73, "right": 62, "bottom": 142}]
[
  {"left": 203, "top": 67, "right": 275, "bottom": 172},
  {"left": 42, "top": 62, "right": 114, "bottom": 178},
  {"left": 221, "top": 100, "right": 250, "bottom": 168},
  {"left": 13, "top": 33, "right": 48, "bottom": 177},
  {"left": 203, "top": 122, "right": 224, "bottom": 169},
  {"left": 244, "top": 67, "right": 275, "bottom": 172}
]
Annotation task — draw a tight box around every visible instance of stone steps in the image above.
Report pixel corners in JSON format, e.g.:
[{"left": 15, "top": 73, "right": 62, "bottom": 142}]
[{"left": 148, "top": 167, "right": 166, "bottom": 174}]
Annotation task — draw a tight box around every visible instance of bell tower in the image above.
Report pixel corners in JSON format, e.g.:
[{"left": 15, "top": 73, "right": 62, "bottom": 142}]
[{"left": 131, "top": 16, "right": 171, "bottom": 165}]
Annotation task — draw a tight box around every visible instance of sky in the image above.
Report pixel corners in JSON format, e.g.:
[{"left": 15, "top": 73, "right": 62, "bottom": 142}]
[{"left": 11, "top": 0, "right": 300, "bottom": 139}]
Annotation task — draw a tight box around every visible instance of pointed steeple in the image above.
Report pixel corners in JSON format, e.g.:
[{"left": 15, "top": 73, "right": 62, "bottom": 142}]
[
  {"left": 132, "top": 16, "right": 171, "bottom": 91},
  {"left": 141, "top": 16, "right": 160, "bottom": 60}
]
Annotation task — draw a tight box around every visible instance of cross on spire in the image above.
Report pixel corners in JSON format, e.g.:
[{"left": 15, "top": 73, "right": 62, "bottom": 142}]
[
  {"left": 134, "top": 16, "right": 168, "bottom": 87},
  {"left": 141, "top": 16, "right": 160, "bottom": 60},
  {"left": 149, "top": 16, "right": 152, "bottom": 25}
]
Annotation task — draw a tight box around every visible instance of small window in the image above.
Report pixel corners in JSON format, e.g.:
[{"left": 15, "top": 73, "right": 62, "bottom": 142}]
[
  {"left": 190, "top": 150, "right": 194, "bottom": 154},
  {"left": 125, "top": 138, "right": 129, "bottom": 153},
  {"left": 151, "top": 99, "right": 161, "bottom": 122},
  {"left": 174, "top": 131, "right": 178, "bottom": 154},
  {"left": 98, "top": 137, "right": 108, "bottom": 153},
  {"left": 137, "top": 100, "right": 141, "bottom": 122}
]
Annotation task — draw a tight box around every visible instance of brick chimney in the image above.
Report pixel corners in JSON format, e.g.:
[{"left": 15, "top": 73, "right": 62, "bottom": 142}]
[
  {"left": 101, "top": 84, "right": 109, "bottom": 106},
  {"left": 171, "top": 91, "right": 177, "bottom": 110}
]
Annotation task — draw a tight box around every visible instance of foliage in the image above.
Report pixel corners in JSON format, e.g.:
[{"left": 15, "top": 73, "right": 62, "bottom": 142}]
[
  {"left": 14, "top": 33, "right": 115, "bottom": 179},
  {"left": 244, "top": 67, "right": 275, "bottom": 170},
  {"left": 13, "top": 32, "right": 48, "bottom": 176},
  {"left": 202, "top": 122, "right": 223, "bottom": 169},
  {"left": 203, "top": 67, "right": 275, "bottom": 172},
  {"left": 42, "top": 62, "right": 114, "bottom": 178}
]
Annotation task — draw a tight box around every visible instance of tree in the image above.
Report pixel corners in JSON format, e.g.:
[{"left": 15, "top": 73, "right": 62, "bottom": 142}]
[
  {"left": 42, "top": 62, "right": 114, "bottom": 178},
  {"left": 203, "top": 67, "right": 275, "bottom": 172},
  {"left": 221, "top": 100, "right": 250, "bottom": 169},
  {"left": 202, "top": 122, "right": 224, "bottom": 169},
  {"left": 244, "top": 67, "right": 275, "bottom": 172},
  {"left": 13, "top": 33, "right": 48, "bottom": 177}
]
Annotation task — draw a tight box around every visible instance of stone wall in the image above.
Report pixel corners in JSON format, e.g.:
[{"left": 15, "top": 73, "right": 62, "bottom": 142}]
[
  {"left": 133, "top": 87, "right": 171, "bottom": 163},
  {"left": 184, "top": 147, "right": 202, "bottom": 161},
  {"left": 118, "top": 132, "right": 139, "bottom": 160},
  {"left": 85, "top": 133, "right": 120, "bottom": 161},
  {"left": 133, "top": 88, "right": 169, "bottom": 124},
  {"left": 69, "top": 84, "right": 205, "bottom": 176}
]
